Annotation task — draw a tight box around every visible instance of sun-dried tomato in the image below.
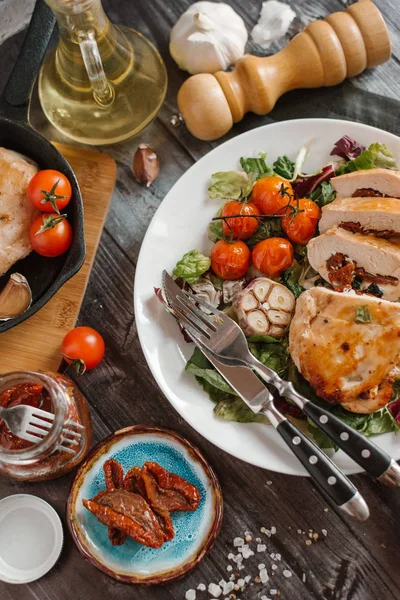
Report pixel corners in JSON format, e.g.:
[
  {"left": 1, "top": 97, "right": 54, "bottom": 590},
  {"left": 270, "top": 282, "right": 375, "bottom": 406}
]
[
  {"left": 141, "top": 462, "right": 200, "bottom": 512},
  {"left": 103, "top": 459, "right": 127, "bottom": 546},
  {"left": 124, "top": 466, "right": 174, "bottom": 542},
  {"left": 83, "top": 489, "right": 164, "bottom": 549}
]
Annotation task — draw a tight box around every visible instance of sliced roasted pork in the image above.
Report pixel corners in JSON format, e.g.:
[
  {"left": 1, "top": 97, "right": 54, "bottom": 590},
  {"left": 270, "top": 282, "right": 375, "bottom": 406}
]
[
  {"left": 0, "top": 148, "right": 38, "bottom": 276},
  {"left": 289, "top": 287, "right": 400, "bottom": 413},
  {"left": 331, "top": 168, "right": 400, "bottom": 198},
  {"left": 319, "top": 196, "right": 400, "bottom": 237},
  {"left": 307, "top": 227, "right": 400, "bottom": 301}
]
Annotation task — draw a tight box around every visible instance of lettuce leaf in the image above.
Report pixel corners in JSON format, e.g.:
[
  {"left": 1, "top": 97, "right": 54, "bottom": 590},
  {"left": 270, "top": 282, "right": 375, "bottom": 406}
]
[
  {"left": 281, "top": 260, "right": 304, "bottom": 298},
  {"left": 173, "top": 250, "right": 211, "bottom": 284},
  {"left": 246, "top": 219, "right": 284, "bottom": 248},
  {"left": 330, "top": 136, "right": 365, "bottom": 160},
  {"left": 293, "top": 165, "right": 335, "bottom": 197},
  {"left": 240, "top": 155, "right": 273, "bottom": 179},
  {"left": 208, "top": 171, "right": 252, "bottom": 200},
  {"left": 337, "top": 142, "right": 397, "bottom": 175},
  {"left": 214, "top": 397, "right": 269, "bottom": 424},
  {"left": 308, "top": 181, "right": 336, "bottom": 207},
  {"left": 273, "top": 155, "right": 295, "bottom": 179}
]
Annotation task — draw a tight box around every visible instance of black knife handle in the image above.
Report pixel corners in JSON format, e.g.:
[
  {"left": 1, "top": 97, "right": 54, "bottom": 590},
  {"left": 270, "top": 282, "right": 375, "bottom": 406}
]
[
  {"left": 272, "top": 418, "right": 368, "bottom": 519},
  {"left": 303, "top": 401, "right": 397, "bottom": 481}
]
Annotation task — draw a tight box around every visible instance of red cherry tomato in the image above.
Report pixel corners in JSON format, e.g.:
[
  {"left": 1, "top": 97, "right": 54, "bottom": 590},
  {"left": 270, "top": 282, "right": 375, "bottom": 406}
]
[
  {"left": 281, "top": 198, "right": 321, "bottom": 245},
  {"left": 27, "top": 169, "right": 72, "bottom": 213},
  {"left": 252, "top": 238, "right": 294, "bottom": 277},
  {"left": 211, "top": 240, "right": 251, "bottom": 280},
  {"left": 62, "top": 327, "right": 105, "bottom": 372},
  {"left": 29, "top": 213, "right": 72, "bottom": 257},
  {"left": 221, "top": 201, "right": 261, "bottom": 240},
  {"left": 250, "top": 176, "right": 294, "bottom": 216}
]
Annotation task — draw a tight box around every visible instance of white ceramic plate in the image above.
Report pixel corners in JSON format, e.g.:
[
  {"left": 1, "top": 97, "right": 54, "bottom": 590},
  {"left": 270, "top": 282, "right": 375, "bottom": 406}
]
[{"left": 134, "top": 118, "right": 400, "bottom": 476}]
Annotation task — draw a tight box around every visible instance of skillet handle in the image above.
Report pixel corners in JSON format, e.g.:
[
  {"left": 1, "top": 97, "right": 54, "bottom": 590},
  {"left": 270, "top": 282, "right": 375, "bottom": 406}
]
[{"left": 0, "top": 0, "right": 55, "bottom": 122}]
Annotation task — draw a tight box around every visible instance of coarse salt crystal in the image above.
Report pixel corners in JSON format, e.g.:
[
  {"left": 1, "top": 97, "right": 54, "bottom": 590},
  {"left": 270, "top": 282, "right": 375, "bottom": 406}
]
[
  {"left": 256, "top": 537, "right": 262, "bottom": 543},
  {"left": 185, "top": 590, "right": 196, "bottom": 600},
  {"left": 266, "top": 481, "right": 273, "bottom": 485},
  {"left": 244, "top": 575, "right": 251, "bottom": 583},
  {"left": 283, "top": 569, "right": 292, "bottom": 578},
  {"left": 258, "top": 563, "right": 266, "bottom": 570},
  {"left": 237, "top": 579, "right": 245, "bottom": 587},
  {"left": 275, "top": 553, "right": 281, "bottom": 561},
  {"left": 222, "top": 582, "right": 235, "bottom": 595},
  {"left": 270, "top": 526, "right": 276, "bottom": 535},
  {"left": 270, "top": 553, "right": 275, "bottom": 559},
  {"left": 197, "top": 583, "right": 206, "bottom": 591},
  {"left": 229, "top": 575, "right": 235, "bottom": 581},
  {"left": 228, "top": 553, "right": 234, "bottom": 560},
  {"left": 270, "top": 590, "right": 277, "bottom": 596},
  {"left": 322, "top": 529, "right": 327, "bottom": 537},
  {"left": 227, "top": 565, "right": 233, "bottom": 572},
  {"left": 257, "top": 544, "right": 267, "bottom": 552},
  {"left": 240, "top": 545, "right": 254, "bottom": 559},
  {"left": 208, "top": 583, "right": 222, "bottom": 598},
  {"left": 260, "top": 568, "right": 269, "bottom": 584},
  {"left": 261, "top": 597, "right": 272, "bottom": 600},
  {"left": 234, "top": 537, "right": 244, "bottom": 547},
  {"left": 302, "top": 573, "right": 306, "bottom": 583},
  {"left": 272, "top": 564, "right": 278, "bottom": 571},
  {"left": 219, "top": 580, "right": 226, "bottom": 588}
]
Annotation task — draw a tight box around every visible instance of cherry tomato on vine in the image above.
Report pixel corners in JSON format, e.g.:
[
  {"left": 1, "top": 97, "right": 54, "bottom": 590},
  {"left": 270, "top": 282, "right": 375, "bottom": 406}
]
[
  {"left": 62, "top": 327, "right": 105, "bottom": 374},
  {"left": 29, "top": 213, "right": 72, "bottom": 257},
  {"left": 28, "top": 169, "right": 72, "bottom": 213},
  {"left": 211, "top": 240, "right": 250, "bottom": 280},
  {"left": 250, "top": 176, "right": 294, "bottom": 216},
  {"left": 281, "top": 198, "right": 321, "bottom": 245},
  {"left": 252, "top": 237, "right": 294, "bottom": 278},
  {"left": 221, "top": 201, "right": 261, "bottom": 240}
]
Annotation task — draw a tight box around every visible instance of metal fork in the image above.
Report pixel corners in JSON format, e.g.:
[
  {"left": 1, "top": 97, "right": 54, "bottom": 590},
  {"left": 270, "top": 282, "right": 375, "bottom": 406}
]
[
  {"left": 162, "top": 270, "right": 400, "bottom": 487},
  {"left": 0, "top": 405, "right": 83, "bottom": 454}
]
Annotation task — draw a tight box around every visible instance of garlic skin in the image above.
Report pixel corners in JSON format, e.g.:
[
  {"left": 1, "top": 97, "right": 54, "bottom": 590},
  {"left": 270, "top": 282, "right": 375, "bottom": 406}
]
[
  {"left": 170, "top": 1, "right": 248, "bottom": 75},
  {"left": 251, "top": 0, "right": 296, "bottom": 50},
  {"left": 0, "top": 273, "right": 32, "bottom": 321}
]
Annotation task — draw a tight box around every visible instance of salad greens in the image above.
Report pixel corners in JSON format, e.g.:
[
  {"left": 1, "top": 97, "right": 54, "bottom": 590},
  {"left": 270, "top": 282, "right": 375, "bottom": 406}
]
[
  {"left": 171, "top": 134, "right": 400, "bottom": 450},
  {"left": 336, "top": 142, "right": 397, "bottom": 175},
  {"left": 172, "top": 250, "right": 211, "bottom": 284}
]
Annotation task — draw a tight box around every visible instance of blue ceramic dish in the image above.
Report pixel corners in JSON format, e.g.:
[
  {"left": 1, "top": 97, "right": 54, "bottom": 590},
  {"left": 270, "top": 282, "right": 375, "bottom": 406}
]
[{"left": 67, "top": 425, "right": 223, "bottom": 584}]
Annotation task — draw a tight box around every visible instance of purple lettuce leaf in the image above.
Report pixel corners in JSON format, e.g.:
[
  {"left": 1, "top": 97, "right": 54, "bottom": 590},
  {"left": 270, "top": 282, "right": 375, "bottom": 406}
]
[
  {"left": 388, "top": 397, "right": 400, "bottom": 425},
  {"left": 330, "top": 136, "right": 366, "bottom": 160},
  {"left": 293, "top": 164, "right": 335, "bottom": 198}
]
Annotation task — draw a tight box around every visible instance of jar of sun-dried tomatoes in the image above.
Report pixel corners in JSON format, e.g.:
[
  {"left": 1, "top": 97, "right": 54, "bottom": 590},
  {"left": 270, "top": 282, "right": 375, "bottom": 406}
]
[{"left": 0, "top": 371, "right": 92, "bottom": 481}]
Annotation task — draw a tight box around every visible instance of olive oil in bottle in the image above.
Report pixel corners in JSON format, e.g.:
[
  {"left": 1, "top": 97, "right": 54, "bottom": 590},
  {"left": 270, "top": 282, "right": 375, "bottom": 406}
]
[{"left": 39, "top": 0, "right": 167, "bottom": 145}]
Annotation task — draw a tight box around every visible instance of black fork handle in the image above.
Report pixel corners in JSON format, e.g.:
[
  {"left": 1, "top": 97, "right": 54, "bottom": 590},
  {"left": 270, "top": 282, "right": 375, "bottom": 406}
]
[{"left": 0, "top": 0, "right": 55, "bottom": 122}]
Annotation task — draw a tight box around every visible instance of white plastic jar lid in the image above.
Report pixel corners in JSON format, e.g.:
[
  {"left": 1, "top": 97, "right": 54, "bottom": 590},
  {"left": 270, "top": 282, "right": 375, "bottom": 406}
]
[{"left": 0, "top": 494, "right": 63, "bottom": 584}]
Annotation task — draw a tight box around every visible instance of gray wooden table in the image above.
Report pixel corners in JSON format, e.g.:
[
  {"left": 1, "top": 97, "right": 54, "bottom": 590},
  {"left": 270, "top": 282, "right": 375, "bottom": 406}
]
[{"left": 0, "top": 1, "right": 400, "bottom": 599}]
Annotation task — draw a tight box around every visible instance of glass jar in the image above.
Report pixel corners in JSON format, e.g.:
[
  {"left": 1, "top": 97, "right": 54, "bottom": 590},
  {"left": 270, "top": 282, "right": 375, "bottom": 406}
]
[{"left": 0, "top": 371, "right": 92, "bottom": 481}]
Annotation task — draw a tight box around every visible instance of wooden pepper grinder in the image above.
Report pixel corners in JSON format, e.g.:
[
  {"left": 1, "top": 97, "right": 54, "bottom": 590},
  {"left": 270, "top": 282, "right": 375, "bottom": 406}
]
[{"left": 177, "top": 0, "right": 391, "bottom": 141}]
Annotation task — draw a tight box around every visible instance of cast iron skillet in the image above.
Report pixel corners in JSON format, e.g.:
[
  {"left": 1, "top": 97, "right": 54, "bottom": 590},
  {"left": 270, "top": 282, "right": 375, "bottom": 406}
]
[{"left": 0, "top": 0, "right": 86, "bottom": 333}]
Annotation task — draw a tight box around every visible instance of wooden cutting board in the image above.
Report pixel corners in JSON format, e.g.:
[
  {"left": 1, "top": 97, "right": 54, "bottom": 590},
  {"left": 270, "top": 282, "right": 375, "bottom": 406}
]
[{"left": 0, "top": 143, "right": 117, "bottom": 373}]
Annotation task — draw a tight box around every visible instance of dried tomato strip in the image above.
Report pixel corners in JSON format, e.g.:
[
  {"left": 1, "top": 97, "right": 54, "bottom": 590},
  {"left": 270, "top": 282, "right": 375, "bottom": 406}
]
[
  {"left": 83, "top": 490, "right": 164, "bottom": 548},
  {"left": 103, "top": 459, "right": 127, "bottom": 546},
  {"left": 141, "top": 462, "right": 200, "bottom": 512}
]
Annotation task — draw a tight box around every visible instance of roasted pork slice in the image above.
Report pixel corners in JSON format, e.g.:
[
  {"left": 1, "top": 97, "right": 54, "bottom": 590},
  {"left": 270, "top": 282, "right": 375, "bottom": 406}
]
[
  {"left": 331, "top": 168, "right": 400, "bottom": 198},
  {"left": 307, "top": 227, "right": 400, "bottom": 301},
  {"left": 289, "top": 287, "right": 400, "bottom": 412},
  {"left": 0, "top": 148, "right": 38, "bottom": 276},
  {"left": 319, "top": 196, "right": 400, "bottom": 237}
]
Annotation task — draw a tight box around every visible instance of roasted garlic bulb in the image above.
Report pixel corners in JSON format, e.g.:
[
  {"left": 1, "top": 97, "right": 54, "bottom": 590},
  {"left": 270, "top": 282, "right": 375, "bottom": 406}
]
[{"left": 233, "top": 277, "right": 295, "bottom": 338}]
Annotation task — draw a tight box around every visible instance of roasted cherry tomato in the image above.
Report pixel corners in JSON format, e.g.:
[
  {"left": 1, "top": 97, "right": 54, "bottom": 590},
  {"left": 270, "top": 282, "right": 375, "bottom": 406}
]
[
  {"left": 281, "top": 198, "right": 321, "bottom": 245},
  {"left": 221, "top": 201, "right": 261, "bottom": 240},
  {"left": 29, "top": 213, "right": 72, "bottom": 257},
  {"left": 28, "top": 169, "right": 72, "bottom": 213},
  {"left": 211, "top": 240, "right": 250, "bottom": 280},
  {"left": 252, "top": 237, "right": 294, "bottom": 277},
  {"left": 250, "top": 176, "right": 294, "bottom": 216},
  {"left": 62, "top": 326, "right": 105, "bottom": 373}
]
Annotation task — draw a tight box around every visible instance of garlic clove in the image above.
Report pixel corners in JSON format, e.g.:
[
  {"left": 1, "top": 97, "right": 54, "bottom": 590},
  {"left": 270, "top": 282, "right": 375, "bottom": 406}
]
[
  {"left": 253, "top": 279, "right": 272, "bottom": 302},
  {"left": 269, "top": 325, "right": 286, "bottom": 338},
  {"left": 247, "top": 310, "right": 270, "bottom": 334},
  {"left": 268, "top": 286, "right": 295, "bottom": 312},
  {"left": 267, "top": 309, "right": 291, "bottom": 326},
  {"left": 0, "top": 273, "right": 32, "bottom": 321},
  {"left": 133, "top": 144, "right": 160, "bottom": 187},
  {"left": 241, "top": 292, "right": 258, "bottom": 311}
]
